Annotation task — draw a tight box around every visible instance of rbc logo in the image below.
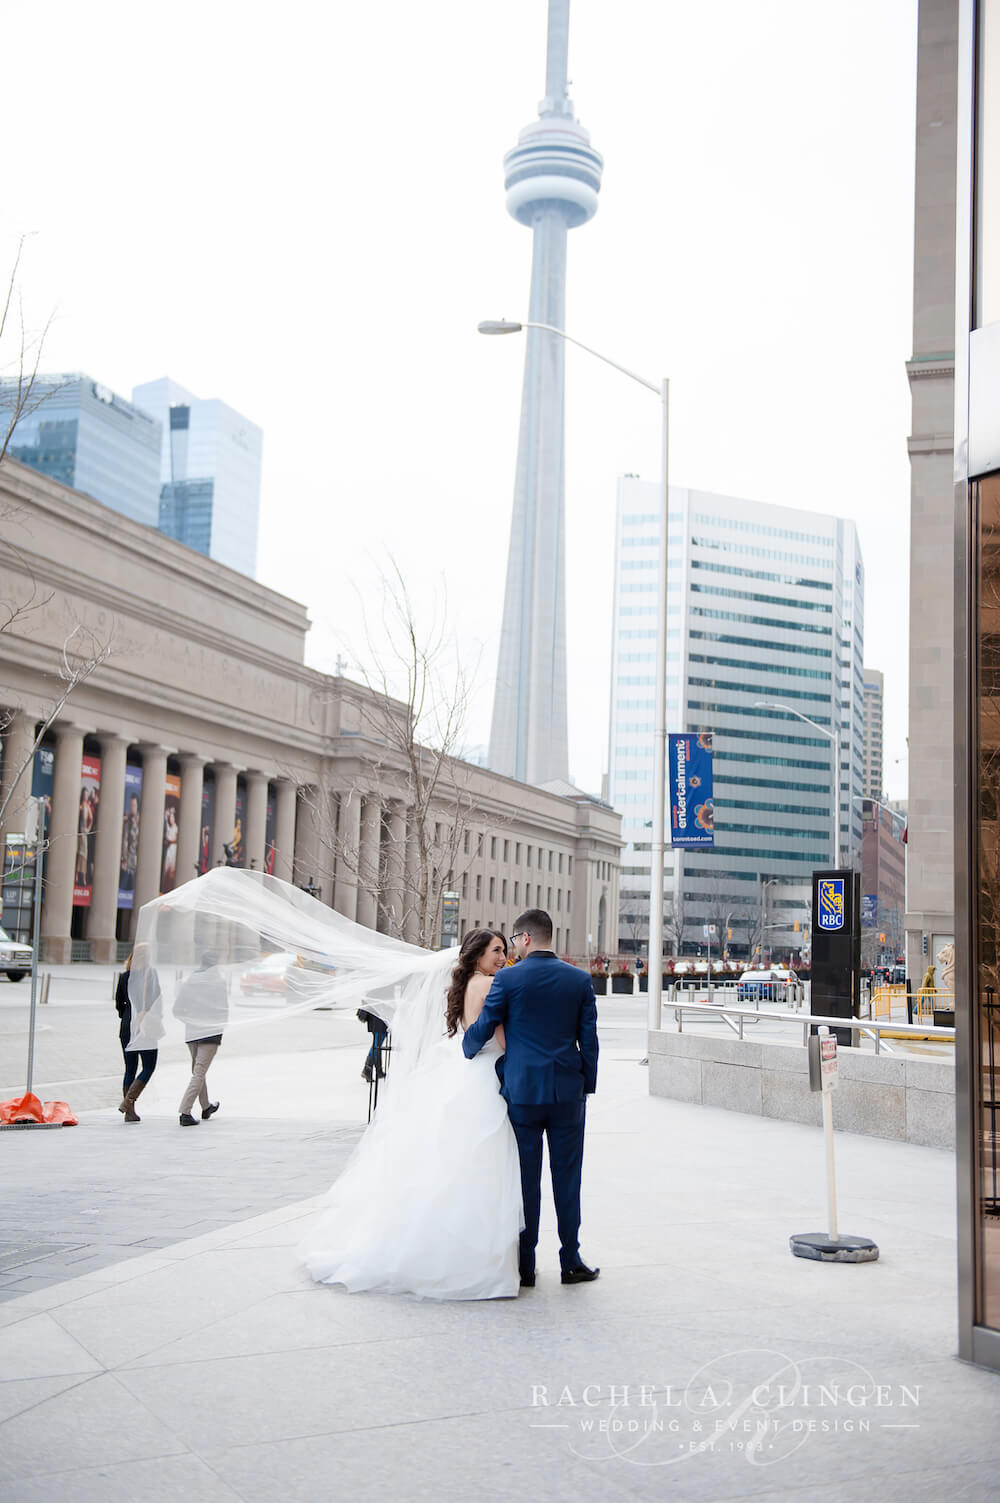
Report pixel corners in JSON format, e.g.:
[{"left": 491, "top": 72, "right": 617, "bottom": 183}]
[{"left": 818, "top": 878, "right": 845, "bottom": 931}]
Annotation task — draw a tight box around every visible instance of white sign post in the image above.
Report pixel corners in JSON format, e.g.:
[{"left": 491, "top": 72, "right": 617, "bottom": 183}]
[{"left": 790, "top": 1025, "right": 879, "bottom": 1263}]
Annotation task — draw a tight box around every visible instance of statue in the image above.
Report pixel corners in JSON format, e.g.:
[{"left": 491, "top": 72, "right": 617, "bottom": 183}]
[{"left": 936, "top": 942, "right": 955, "bottom": 994}]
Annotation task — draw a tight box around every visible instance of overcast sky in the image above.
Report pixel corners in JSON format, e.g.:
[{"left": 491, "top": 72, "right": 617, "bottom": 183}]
[{"left": 2, "top": 0, "right": 918, "bottom": 800}]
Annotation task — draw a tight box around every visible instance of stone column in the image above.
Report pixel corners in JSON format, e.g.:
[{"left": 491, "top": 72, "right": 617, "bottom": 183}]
[
  {"left": 211, "top": 763, "right": 238, "bottom": 867},
  {"left": 88, "top": 732, "right": 128, "bottom": 963},
  {"left": 384, "top": 801, "right": 407, "bottom": 938},
  {"left": 176, "top": 754, "right": 206, "bottom": 886},
  {"left": 133, "top": 745, "right": 168, "bottom": 920},
  {"left": 403, "top": 813, "right": 421, "bottom": 943},
  {"left": 272, "top": 779, "right": 297, "bottom": 883},
  {"left": 41, "top": 723, "right": 84, "bottom": 963},
  {"left": 334, "top": 789, "right": 361, "bottom": 922},
  {"left": 355, "top": 794, "right": 380, "bottom": 931},
  {"left": 293, "top": 786, "right": 323, "bottom": 900},
  {"left": 0, "top": 708, "right": 37, "bottom": 848},
  {"left": 245, "top": 771, "right": 268, "bottom": 872}
]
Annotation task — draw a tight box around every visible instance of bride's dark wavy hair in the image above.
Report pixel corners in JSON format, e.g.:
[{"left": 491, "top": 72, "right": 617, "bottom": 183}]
[{"left": 445, "top": 928, "right": 507, "bottom": 1036}]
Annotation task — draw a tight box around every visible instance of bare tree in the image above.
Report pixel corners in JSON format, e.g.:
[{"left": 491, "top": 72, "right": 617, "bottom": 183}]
[
  {"left": 702, "top": 881, "right": 735, "bottom": 961},
  {"left": 306, "top": 562, "right": 499, "bottom": 948},
  {"left": 0, "top": 234, "right": 57, "bottom": 466},
  {"left": 619, "top": 895, "right": 648, "bottom": 953},
  {"left": 663, "top": 891, "right": 686, "bottom": 957},
  {"left": 740, "top": 904, "right": 763, "bottom": 963},
  {"left": 0, "top": 622, "right": 114, "bottom": 831}
]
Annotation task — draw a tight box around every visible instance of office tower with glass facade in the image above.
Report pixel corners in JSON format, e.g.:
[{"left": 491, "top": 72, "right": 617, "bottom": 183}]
[
  {"left": 0, "top": 374, "right": 160, "bottom": 526},
  {"left": 132, "top": 377, "right": 263, "bottom": 578},
  {"left": 606, "top": 478, "right": 865, "bottom": 956},
  {"left": 863, "top": 668, "right": 885, "bottom": 798}
]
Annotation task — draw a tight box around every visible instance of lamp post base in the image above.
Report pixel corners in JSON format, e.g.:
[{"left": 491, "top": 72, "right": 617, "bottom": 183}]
[{"left": 790, "top": 1232, "right": 879, "bottom": 1263}]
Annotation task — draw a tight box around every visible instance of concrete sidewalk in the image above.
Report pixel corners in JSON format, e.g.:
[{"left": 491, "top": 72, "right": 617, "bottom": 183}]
[{"left": 1, "top": 1028, "right": 997, "bottom": 1502}]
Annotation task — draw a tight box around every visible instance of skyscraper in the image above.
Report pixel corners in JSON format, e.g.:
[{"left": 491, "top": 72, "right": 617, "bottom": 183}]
[
  {"left": 132, "top": 377, "right": 263, "bottom": 578},
  {"left": 1, "top": 374, "right": 160, "bottom": 525},
  {"left": 606, "top": 478, "right": 865, "bottom": 955},
  {"left": 488, "top": 0, "right": 603, "bottom": 787},
  {"left": 863, "top": 669, "right": 885, "bottom": 799}
]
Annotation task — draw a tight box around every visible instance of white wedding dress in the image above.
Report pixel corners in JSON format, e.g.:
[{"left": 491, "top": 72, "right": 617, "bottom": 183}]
[{"left": 298, "top": 1032, "right": 524, "bottom": 1300}]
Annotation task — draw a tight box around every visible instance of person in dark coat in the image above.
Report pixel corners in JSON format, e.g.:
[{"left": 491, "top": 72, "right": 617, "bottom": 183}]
[{"left": 115, "top": 949, "right": 160, "bottom": 1123}]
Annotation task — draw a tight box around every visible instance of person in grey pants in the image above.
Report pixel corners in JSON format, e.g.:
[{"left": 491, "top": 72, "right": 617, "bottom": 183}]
[{"left": 175, "top": 953, "right": 228, "bottom": 1126}]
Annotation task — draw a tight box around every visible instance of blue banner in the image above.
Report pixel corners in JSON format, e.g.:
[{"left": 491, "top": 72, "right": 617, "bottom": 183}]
[
  {"left": 862, "top": 893, "right": 878, "bottom": 927},
  {"left": 669, "top": 732, "right": 714, "bottom": 848}
]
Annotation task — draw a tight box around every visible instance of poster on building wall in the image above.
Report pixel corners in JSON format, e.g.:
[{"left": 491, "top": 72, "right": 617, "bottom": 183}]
[
  {"left": 264, "top": 791, "right": 276, "bottom": 875},
  {"left": 669, "top": 732, "right": 714, "bottom": 848},
  {"left": 232, "top": 786, "right": 245, "bottom": 867},
  {"left": 73, "top": 753, "right": 101, "bottom": 906},
  {"left": 117, "top": 764, "right": 143, "bottom": 909},
  {"left": 159, "top": 773, "right": 181, "bottom": 892},
  {"left": 31, "top": 745, "right": 54, "bottom": 841},
  {"left": 199, "top": 779, "right": 216, "bottom": 874}
]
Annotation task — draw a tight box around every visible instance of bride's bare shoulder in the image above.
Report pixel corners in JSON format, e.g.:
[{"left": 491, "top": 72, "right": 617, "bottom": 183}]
[{"left": 461, "top": 971, "right": 492, "bottom": 1028}]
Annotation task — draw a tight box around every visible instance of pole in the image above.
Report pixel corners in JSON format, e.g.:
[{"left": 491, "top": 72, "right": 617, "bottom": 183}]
[
  {"left": 647, "top": 378, "right": 669, "bottom": 1033},
  {"left": 832, "top": 728, "right": 841, "bottom": 869},
  {"left": 821, "top": 1031, "right": 839, "bottom": 1240},
  {"left": 25, "top": 803, "right": 44, "bottom": 1097}
]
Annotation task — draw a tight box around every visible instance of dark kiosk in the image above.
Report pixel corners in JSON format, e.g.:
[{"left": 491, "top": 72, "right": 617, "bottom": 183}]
[{"left": 810, "top": 869, "right": 861, "bottom": 1047}]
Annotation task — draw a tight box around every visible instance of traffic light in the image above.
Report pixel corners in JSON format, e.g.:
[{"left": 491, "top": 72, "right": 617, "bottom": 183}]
[
  {"left": 793, "top": 920, "right": 800, "bottom": 932},
  {"left": 879, "top": 932, "right": 886, "bottom": 944}
]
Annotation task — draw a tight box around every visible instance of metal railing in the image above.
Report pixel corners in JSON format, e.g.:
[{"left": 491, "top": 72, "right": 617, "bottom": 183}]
[{"left": 670, "top": 998, "right": 956, "bottom": 1055}]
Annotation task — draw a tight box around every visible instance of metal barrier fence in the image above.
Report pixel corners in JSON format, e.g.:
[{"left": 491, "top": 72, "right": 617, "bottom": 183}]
[{"left": 670, "top": 998, "right": 955, "bottom": 1054}]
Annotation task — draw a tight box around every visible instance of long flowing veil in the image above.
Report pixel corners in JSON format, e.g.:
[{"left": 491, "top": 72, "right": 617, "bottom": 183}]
[{"left": 127, "top": 868, "right": 459, "bottom": 1079}]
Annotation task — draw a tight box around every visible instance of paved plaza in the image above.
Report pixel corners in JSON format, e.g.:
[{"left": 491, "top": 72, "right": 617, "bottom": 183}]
[{"left": 0, "top": 969, "right": 998, "bottom": 1501}]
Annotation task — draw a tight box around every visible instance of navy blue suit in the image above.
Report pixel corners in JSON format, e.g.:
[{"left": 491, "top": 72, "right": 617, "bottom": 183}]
[{"left": 462, "top": 951, "right": 598, "bottom": 1274}]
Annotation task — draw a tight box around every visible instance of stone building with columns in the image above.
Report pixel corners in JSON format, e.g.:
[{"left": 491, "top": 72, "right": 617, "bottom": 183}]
[{"left": 0, "top": 459, "right": 621, "bottom": 963}]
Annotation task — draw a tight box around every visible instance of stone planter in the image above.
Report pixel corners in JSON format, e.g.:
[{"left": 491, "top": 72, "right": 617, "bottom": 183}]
[
  {"left": 611, "top": 974, "right": 633, "bottom": 994},
  {"left": 591, "top": 974, "right": 608, "bottom": 995},
  {"left": 638, "top": 974, "right": 648, "bottom": 992}
]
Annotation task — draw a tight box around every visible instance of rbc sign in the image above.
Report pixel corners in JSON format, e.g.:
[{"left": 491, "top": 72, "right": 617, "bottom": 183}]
[{"left": 817, "top": 878, "right": 845, "bottom": 932}]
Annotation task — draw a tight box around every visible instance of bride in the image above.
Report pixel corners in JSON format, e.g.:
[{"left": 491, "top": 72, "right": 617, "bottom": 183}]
[
  {"left": 298, "top": 927, "right": 524, "bottom": 1300},
  {"left": 125, "top": 872, "right": 524, "bottom": 1302}
]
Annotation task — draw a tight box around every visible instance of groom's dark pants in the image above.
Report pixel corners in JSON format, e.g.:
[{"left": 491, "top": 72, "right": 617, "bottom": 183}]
[{"left": 508, "top": 1099, "right": 586, "bottom": 1273}]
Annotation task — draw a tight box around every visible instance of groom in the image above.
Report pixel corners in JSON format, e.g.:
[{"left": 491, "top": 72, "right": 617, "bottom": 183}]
[{"left": 462, "top": 908, "right": 599, "bottom": 1287}]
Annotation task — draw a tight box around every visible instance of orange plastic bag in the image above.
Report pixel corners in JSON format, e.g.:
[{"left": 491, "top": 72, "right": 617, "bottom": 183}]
[{"left": 0, "top": 1093, "right": 77, "bottom": 1126}]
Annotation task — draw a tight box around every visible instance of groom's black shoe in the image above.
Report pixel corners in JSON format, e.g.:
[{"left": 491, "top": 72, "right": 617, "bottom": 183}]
[
  {"left": 519, "top": 1269, "right": 536, "bottom": 1288},
  {"left": 561, "top": 1262, "right": 600, "bottom": 1285}
]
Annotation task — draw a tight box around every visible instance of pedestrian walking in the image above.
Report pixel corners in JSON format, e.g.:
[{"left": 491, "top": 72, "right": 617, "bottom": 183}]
[
  {"left": 116, "top": 948, "right": 160, "bottom": 1123},
  {"left": 175, "top": 952, "right": 228, "bottom": 1126}
]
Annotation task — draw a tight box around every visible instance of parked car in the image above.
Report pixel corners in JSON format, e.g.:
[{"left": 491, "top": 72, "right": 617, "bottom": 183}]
[
  {"left": 239, "top": 952, "right": 299, "bottom": 997},
  {"left": 0, "top": 925, "right": 32, "bottom": 981},
  {"left": 736, "top": 968, "right": 786, "bottom": 1003},
  {"left": 239, "top": 951, "right": 335, "bottom": 1000}
]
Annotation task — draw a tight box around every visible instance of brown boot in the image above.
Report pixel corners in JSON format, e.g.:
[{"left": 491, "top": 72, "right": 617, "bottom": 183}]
[{"left": 119, "top": 1078, "right": 146, "bottom": 1122}]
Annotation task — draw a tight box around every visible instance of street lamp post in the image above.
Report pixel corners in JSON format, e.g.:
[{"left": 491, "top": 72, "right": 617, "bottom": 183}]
[
  {"left": 754, "top": 700, "right": 841, "bottom": 868},
  {"left": 479, "top": 319, "right": 670, "bottom": 1032},
  {"left": 759, "top": 877, "right": 778, "bottom": 965}
]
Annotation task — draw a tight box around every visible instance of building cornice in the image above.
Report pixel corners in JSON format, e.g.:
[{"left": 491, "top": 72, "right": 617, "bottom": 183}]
[{"left": 906, "top": 353, "right": 956, "bottom": 382}]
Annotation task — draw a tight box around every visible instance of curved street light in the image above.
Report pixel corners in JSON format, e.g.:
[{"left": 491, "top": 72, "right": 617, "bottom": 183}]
[
  {"left": 479, "top": 318, "right": 670, "bottom": 1030},
  {"left": 754, "top": 700, "right": 840, "bottom": 868}
]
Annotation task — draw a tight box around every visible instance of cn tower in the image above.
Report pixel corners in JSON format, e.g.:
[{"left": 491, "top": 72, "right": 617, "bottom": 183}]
[{"left": 487, "top": 0, "right": 602, "bottom": 787}]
